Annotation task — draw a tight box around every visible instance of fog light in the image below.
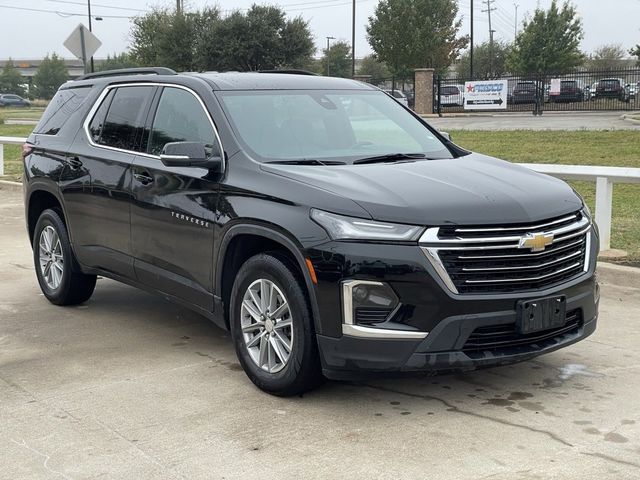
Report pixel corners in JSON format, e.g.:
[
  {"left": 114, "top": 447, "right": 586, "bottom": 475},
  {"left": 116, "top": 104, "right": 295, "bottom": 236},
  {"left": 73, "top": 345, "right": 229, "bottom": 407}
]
[{"left": 342, "top": 280, "right": 399, "bottom": 326}]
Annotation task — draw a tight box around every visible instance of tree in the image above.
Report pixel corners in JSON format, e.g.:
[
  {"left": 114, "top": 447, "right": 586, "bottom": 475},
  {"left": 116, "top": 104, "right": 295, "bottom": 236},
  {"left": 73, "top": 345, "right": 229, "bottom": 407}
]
[
  {"left": 367, "top": 0, "right": 468, "bottom": 77},
  {"left": 95, "top": 52, "right": 139, "bottom": 72},
  {"left": 456, "top": 41, "right": 512, "bottom": 79},
  {"left": 630, "top": 45, "right": 640, "bottom": 67},
  {"left": 130, "top": 5, "right": 315, "bottom": 72},
  {"left": 0, "top": 59, "right": 26, "bottom": 96},
  {"left": 33, "top": 54, "right": 68, "bottom": 99},
  {"left": 130, "top": 8, "right": 219, "bottom": 71},
  {"left": 196, "top": 5, "right": 314, "bottom": 71},
  {"left": 357, "top": 55, "right": 391, "bottom": 84},
  {"left": 321, "top": 40, "right": 352, "bottom": 78},
  {"left": 588, "top": 44, "right": 627, "bottom": 71},
  {"left": 507, "top": 0, "right": 584, "bottom": 75}
]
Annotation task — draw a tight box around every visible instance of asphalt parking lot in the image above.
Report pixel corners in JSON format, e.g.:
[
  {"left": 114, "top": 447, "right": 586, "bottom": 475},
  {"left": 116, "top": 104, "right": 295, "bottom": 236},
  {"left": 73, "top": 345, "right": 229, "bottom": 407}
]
[
  {"left": 428, "top": 111, "right": 640, "bottom": 131},
  {"left": 1, "top": 185, "right": 639, "bottom": 480}
]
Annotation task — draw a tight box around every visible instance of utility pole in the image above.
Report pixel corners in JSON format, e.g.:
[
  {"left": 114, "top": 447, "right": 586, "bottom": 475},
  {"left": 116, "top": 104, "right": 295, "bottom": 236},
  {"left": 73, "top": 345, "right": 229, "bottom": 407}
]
[
  {"left": 176, "top": 0, "right": 181, "bottom": 13},
  {"left": 470, "top": 0, "right": 474, "bottom": 79},
  {"left": 351, "top": 0, "right": 356, "bottom": 77},
  {"left": 514, "top": 3, "right": 519, "bottom": 40},
  {"left": 326, "top": 36, "right": 335, "bottom": 77},
  {"left": 482, "top": 0, "right": 496, "bottom": 77}
]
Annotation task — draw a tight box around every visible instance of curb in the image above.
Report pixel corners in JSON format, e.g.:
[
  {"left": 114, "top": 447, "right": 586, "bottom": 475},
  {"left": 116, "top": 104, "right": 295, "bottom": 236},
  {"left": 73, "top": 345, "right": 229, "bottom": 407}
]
[
  {"left": 597, "top": 262, "right": 640, "bottom": 288},
  {"left": 0, "top": 179, "right": 22, "bottom": 190},
  {"left": 621, "top": 114, "right": 640, "bottom": 126}
]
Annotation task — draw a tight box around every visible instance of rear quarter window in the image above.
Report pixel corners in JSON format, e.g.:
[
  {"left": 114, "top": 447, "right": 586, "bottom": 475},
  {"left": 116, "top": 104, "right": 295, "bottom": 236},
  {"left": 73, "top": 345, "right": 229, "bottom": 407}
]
[{"left": 33, "top": 87, "right": 92, "bottom": 135}]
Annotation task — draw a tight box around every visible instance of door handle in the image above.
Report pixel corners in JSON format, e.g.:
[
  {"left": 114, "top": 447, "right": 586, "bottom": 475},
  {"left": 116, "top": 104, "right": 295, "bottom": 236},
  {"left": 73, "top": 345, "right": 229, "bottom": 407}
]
[
  {"left": 133, "top": 172, "right": 154, "bottom": 185},
  {"left": 68, "top": 157, "right": 83, "bottom": 169}
]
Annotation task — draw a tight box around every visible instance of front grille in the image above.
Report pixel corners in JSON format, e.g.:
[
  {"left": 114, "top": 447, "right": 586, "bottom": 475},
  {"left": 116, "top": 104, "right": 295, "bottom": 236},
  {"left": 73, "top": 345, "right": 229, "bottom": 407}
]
[
  {"left": 463, "top": 309, "right": 582, "bottom": 354},
  {"left": 420, "top": 211, "right": 591, "bottom": 295},
  {"left": 355, "top": 307, "right": 393, "bottom": 325}
]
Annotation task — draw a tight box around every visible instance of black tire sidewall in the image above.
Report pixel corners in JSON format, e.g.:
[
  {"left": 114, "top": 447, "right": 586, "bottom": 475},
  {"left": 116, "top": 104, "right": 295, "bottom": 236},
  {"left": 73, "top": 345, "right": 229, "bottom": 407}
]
[
  {"left": 230, "top": 254, "right": 316, "bottom": 395},
  {"left": 33, "top": 209, "right": 75, "bottom": 304}
]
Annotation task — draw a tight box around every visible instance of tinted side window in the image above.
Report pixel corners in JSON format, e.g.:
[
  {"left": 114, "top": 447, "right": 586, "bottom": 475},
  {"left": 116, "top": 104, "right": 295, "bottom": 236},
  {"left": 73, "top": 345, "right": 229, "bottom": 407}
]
[
  {"left": 88, "top": 89, "right": 115, "bottom": 143},
  {"left": 34, "top": 87, "right": 91, "bottom": 135},
  {"left": 148, "top": 87, "right": 217, "bottom": 157},
  {"left": 98, "top": 86, "right": 154, "bottom": 151}
]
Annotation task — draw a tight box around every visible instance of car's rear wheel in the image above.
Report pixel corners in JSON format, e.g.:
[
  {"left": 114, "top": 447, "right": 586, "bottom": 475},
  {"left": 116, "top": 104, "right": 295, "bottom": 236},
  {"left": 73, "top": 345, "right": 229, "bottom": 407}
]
[
  {"left": 230, "top": 253, "right": 323, "bottom": 396},
  {"left": 33, "top": 209, "right": 97, "bottom": 305}
]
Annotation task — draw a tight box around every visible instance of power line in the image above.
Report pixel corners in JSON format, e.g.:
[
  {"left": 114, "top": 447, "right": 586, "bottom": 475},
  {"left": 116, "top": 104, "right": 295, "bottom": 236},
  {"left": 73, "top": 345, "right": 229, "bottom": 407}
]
[
  {"left": 43, "top": 0, "right": 145, "bottom": 12},
  {"left": 0, "top": 3, "right": 131, "bottom": 18}
]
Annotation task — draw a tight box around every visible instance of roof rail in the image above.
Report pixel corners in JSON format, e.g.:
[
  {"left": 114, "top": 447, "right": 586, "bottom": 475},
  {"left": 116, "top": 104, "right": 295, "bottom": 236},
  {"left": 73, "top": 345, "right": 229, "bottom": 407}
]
[
  {"left": 75, "top": 67, "right": 177, "bottom": 81},
  {"left": 258, "top": 69, "right": 318, "bottom": 76}
]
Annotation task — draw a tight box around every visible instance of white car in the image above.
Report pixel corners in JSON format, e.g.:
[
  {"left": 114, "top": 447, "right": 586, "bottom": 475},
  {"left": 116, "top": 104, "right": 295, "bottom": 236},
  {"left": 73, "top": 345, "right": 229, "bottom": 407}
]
[
  {"left": 440, "top": 85, "right": 465, "bottom": 107},
  {"left": 383, "top": 89, "right": 409, "bottom": 107}
]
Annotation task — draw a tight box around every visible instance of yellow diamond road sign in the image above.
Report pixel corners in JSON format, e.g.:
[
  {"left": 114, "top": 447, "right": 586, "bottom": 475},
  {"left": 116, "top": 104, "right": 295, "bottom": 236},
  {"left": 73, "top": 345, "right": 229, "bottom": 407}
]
[{"left": 63, "top": 23, "right": 102, "bottom": 61}]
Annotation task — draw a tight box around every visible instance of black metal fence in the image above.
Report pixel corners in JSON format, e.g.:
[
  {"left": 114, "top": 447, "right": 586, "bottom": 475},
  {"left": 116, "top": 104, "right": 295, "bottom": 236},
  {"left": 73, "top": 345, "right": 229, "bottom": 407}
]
[
  {"left": 369, "top": 76, "right": 416, "bottom": 109},
  {"left": 434, "top": 68, "right": 640, "bottom": 115}
]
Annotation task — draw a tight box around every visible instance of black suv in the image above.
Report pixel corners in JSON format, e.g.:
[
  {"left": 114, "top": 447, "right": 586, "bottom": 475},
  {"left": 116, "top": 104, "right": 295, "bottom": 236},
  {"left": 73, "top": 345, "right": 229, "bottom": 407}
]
[{"left": 23, "top": 68, "right": 599, "bottom": 395}]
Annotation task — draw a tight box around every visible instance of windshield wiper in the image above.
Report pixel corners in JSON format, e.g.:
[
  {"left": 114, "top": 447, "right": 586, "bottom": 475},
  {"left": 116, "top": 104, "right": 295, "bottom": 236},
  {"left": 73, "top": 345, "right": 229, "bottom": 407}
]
[
  {"left": 353, "top": 153, "right": 432, "bottom": 165},
  {"left": 267, "top": 159, "right": 346, "bottom": 166}
]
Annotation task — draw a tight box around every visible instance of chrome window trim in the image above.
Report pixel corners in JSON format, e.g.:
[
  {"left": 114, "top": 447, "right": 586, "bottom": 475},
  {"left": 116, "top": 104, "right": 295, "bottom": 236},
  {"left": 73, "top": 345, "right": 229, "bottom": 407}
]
[
  {"left": 82, "top": 82, "right": 225, "bottom": 164},
  {"left": 341, "top": 280, "right": 428, "bottom": 340}
]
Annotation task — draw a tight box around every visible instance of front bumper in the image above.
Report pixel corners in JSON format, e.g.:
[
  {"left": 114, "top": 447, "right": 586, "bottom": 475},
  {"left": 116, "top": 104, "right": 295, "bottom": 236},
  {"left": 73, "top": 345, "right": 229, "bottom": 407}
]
[{"left": 307, "top": 230, "right": 599, "bottom": 380}]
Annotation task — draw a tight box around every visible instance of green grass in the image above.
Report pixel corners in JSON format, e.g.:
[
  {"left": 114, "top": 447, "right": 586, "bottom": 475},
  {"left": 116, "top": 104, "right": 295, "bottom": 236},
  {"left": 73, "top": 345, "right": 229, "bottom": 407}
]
[{"left": 451, "top": 130, "right": 640, "bottom": 262}]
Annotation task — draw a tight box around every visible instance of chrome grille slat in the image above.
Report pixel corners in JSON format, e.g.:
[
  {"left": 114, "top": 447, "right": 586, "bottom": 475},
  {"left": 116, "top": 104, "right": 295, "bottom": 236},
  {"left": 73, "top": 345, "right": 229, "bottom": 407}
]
[
  {"left": 464, "top": 262, "right": 583, "bottom": 284},
  {"left": 458, "top": 238, "right": 585, "bottom": 260},
  {"left": 461, "top": 250, "right": 583, "bottom": 272},
  {"left": 454, "top": 214, "right": 578, "bottom": 234},
  {"left": 419, "top": 210, "right": 591, "bottom": 295}
]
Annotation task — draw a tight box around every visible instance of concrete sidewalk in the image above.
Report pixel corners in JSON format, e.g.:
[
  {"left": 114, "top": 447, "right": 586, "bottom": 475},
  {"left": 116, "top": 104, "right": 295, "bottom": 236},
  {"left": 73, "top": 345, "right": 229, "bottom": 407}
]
[
  {"left": 427, "top": 111, "right": 640, "bottom": 131},
  {"left": 1, "top": 186, "right": 639, "bottom": 479}
]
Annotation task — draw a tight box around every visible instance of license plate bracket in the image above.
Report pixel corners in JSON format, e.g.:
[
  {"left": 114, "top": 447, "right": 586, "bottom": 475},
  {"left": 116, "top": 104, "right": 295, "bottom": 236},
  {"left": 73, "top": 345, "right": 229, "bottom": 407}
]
[{"left": 517, "top": 296, "right": 566, "bottom": 334}]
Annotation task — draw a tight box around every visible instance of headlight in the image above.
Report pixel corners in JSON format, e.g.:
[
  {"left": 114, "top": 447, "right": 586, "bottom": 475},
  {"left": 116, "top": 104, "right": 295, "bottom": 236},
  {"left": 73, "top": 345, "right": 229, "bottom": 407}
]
[{"left": 311, "top": 209, "right": 423, "bottom": 241}]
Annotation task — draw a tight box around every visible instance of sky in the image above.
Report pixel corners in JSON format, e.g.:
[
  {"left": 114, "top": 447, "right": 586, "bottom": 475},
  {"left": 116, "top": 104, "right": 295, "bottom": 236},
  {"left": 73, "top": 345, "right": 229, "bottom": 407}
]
[{"left": 0, "top": 0, "right": 638, "bottom": 60}]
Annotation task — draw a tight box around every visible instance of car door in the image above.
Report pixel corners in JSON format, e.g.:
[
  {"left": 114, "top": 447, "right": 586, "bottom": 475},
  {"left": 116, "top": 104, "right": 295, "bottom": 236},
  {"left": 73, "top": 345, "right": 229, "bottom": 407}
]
[
  {"left": 65, "top": 84, "right": 156, "bottom": 278},
  {"left": 130, "top": 85, "right": 222, "bottom": 310}
]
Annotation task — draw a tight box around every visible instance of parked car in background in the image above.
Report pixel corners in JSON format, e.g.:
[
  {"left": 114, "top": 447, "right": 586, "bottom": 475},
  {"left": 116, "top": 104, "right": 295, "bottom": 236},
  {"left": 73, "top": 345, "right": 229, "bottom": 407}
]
[
  {"left": 549, "top": 80, "right": 586, "bottom": 103},
  {"left": 383, "top": 89, "right": 409, "bottom": 107},
  {"left": 0, "top": 94, "right": 31, "bottom": 107},
  {"left": 594, "top": 78, "right": 629, "bottom": 102},
  {"left": 511, "top": 81, "right": 537, "bottom": 104},
  {"left": 403, "top": 90, "right": 415, "bottom": 109},
  {"left": 439, "top": 85, "right": 465, "bottom": 107},
  {"left": 628, "top": 82, "right": 637, "bottom": 100}
]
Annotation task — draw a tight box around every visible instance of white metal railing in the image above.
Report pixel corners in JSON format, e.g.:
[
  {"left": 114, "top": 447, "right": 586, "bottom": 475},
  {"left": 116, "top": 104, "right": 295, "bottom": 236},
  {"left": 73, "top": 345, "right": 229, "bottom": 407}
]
[
  {"left": 1, "top": 136, "right": 638, "bottom": 252},
  {"left": 0, "top": 135, "right": 26, "bottom": 177},
  {"left": 518, "top": 163, "right": 640, "bottom": 251}
]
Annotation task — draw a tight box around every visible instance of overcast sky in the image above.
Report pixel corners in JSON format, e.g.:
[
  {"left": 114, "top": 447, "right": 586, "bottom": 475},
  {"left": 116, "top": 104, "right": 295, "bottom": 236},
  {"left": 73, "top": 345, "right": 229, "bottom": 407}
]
[{"left": 0, "top": 0, "right": 638, "bottom": 60}]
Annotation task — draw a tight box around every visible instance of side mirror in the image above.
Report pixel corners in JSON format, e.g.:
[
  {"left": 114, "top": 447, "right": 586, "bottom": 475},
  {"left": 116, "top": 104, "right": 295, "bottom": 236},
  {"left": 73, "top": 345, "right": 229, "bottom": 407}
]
[
  {"left": 440, "top": 131, "right": 452, "bottom": 142},
  {"left": 160, "top": 141, "right": 223, "bottom": 173}
]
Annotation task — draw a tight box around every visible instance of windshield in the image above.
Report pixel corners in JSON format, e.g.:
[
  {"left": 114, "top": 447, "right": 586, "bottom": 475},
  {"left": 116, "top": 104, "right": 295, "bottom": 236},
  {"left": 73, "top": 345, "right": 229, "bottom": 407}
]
[
  {"left": 441, "top": 86, "right": 460, "bottom": 95},
  {"left": 217, "top": 89, "right": 452, "bottom": 163}
]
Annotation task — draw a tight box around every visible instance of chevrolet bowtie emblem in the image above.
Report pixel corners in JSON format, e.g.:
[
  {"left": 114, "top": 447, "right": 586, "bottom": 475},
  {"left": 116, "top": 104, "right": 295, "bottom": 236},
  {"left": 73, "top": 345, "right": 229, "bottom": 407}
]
[{"left": 519, "top": 232, "right": 554, "bottom": 252}]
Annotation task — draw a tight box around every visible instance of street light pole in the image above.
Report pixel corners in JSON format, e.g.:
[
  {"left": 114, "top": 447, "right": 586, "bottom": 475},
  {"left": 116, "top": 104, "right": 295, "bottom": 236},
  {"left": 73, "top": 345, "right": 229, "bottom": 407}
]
[
  {"left": 87, "top": 0, "right": 94, "bottom": 73},
  {"left": 470, "top": 0, "right": 474, "bottom": 79},
  {"left": 326, "top": 36, "right": 335, "bottom": 77},
  {"left": 351, "top": 0, "right": 356, "bottom": 77}
]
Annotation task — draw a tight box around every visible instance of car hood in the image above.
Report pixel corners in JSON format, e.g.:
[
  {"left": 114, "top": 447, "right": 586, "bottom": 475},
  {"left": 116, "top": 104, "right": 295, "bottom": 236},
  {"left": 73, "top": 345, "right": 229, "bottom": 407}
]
[{"left": 261, "top": 153, "right": 583, "bottom": 226}]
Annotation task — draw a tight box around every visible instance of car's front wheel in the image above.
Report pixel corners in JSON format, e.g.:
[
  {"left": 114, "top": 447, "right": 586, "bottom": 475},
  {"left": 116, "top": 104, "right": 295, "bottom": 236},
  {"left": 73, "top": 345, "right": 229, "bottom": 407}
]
[
  {"left": 33, "top": 209, "right": 97, "bottom": 305},
  {"left": 230, "top": 253, "right": 323, "bottom": 396}
]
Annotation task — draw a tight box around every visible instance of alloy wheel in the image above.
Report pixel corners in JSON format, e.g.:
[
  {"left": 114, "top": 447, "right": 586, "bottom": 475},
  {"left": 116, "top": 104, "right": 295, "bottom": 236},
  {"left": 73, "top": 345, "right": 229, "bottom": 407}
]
[
  {"left": 38, "top": 225, "right": 64, "bottom": 290},
  {"left": 240, "top": 278, "right": 294, "bottom": 373}
]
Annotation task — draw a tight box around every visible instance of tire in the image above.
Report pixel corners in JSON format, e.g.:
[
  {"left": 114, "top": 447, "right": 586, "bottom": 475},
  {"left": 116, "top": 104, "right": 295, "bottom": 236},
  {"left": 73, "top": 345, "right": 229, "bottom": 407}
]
[
  {"left": 229, "top": 253, "right": 323, "bottom": 396},
  {"left": 33, "top": 209, "right": 96, "bottom": 306}
]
